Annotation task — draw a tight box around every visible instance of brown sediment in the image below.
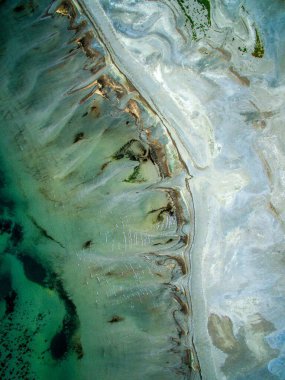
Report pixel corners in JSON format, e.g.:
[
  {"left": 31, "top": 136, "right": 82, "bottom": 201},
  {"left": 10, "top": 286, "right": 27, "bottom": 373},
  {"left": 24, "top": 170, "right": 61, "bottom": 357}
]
[
  {"left": 68, "top": 79, "right": 100, "bottom": 95},
  {"left": 148, "top": 203, "right": 174, "bottom": 221},
  {"left": 55, "top": 2, "right": 101, "bottom": 60},
  {"left": 172, "top": 310, "right": 187, "bottom": 338},
  {"left": 203, "top": 42, "right": 231, "bottom": 61},
  {"left": 73, "top": 340, "right": 84, "bottom": 359},
  {"left": 79, "top": 87, "right": 98, "bottom": 104},
  {"left": 179, "top": 234, "right": 190, "bottom": 247},
  {"left": 268, "top": 201, "right": 285, "bottom": 228},
  {"left": 90, "top": 102, "right": 100, "bottom": 117},
  {"left": 93, "top": 86, "right": 108, "bottom": 99},
  {"left": 49, "top": 0, "right": 76, "bottom": 21},
  {"left": 168, "top": 254, "right": 187, "bottom": 275},
  {"left": 183, "top": 348, "right": 191, "bottom": 367},
  {"left": 171, "top": 336, "right": 181, "bottom": 346},
  {"left": 269, "top": 201, "right": 280, "bottom": 218},
  {"left": 82, "top": 240, "right": 92, "bottom": 249},
  {"left": 108, "top": 315, "right": 124, "bottom": 323},
  {"left": 98, "top": 75, "right": 126, "bottom": 98},
  {"left": 100, "top": 161, "right": 110, "bottom": 171},
  {"left": 229, "top": 66, "right": 250, "bottom": 86},
  {"left": 253, "top": 119, "right": 266, "bottom": 129},
  {"left": 207, "top": 313, "right": 239, "bottom": 353},
  {"left": 70, "top": 19, "right": 88, "bottom": 34},
  {"left": 73, "top": 132, "right": 84, "bottom": 143},
  {"left": 55, "top": 2, "right": 71, "bottom": 17},
  {"left": 148, "top": 139, "right": 171, "bottom": 178},
  {"left": 89, "top": 57, "right": 107, "bottom": 74},
  {"left": 105, "top": 270, "right": 125, "bottom": 277},
  {"left": 124, "top": 99, "right": 141, "bottom": 124},
  {"left": 190, "top": 337, "right": 202, "bottom": 372},
  {"left": 173, "top": 293, "right": 189, "bottom": 315},
  {"left": 215, "top": 47, "right": 231, "bottom": 61},
  {"left": 150, "top": 252, "right": 187, "bottom": 276},
  {"left": 153, "top": 237, "right": 176, "bottom": 246},
  {"left": 76, "top": 31, "right": 98, "bottom": 58},
  {"left": 53, "top": 2, "right": 109, "bottom": 110},
  {"left": 166, "top": 283, "right": 183, "bottom": 294},
  {"left": 158, "top": 188, "right": 186, "bottom": 230},
  {"left": 112, "top": 139, "right": 147, "bottom": 161},
  {"left": 173, "top": 191, "right": 188, "bottom": 230},
  {"left": 257, "top": 150, "right": 272, "bottom": 183}
]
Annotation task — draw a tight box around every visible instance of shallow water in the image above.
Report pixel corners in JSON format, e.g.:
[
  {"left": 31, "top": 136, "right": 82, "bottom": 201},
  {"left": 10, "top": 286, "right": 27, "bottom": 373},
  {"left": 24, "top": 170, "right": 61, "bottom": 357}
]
[{"left": 0, "top": 1, "right": 198, "bottom": 379}]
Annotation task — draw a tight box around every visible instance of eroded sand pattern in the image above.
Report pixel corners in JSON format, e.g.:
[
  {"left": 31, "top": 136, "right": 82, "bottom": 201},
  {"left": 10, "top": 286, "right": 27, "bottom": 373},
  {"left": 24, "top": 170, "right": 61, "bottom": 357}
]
[{"left": 0, "top": 1, "right": 285, "bottom": 379}]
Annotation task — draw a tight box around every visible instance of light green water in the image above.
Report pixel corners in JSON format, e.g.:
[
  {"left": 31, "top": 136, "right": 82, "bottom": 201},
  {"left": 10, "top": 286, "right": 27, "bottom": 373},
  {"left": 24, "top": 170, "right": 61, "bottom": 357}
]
[{"left": 0, "top": 1, "right": 197, "bottom": 379}]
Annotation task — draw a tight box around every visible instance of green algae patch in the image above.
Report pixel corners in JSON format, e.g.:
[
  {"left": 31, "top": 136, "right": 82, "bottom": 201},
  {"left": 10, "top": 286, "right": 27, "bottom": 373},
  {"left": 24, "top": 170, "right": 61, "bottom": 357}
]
[
  {"left": 175, "top": 0, "right": 211, "bottom": 41},
  {"left": 238, "top": 46, "right": 247, "bottom": 53},
  {"left": 176, "top": 0, "right": 197, "bottom": 40},
  {"left": 124, "top": 165, "right": 146, "bottom": 183},
  {"left": 197, "top": 0, "right": 211, "bottom": 25},
  {"left": 252, "top": 27, "right": 264, "bottom": 58}
]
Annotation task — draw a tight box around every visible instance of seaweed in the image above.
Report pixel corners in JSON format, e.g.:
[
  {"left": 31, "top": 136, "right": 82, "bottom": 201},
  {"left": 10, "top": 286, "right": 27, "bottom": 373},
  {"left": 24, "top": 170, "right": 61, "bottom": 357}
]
[
  {"left": 29, "top": 216, "right": 65, "bottom": 248},
  {"left": 15, "top": 252, "right": 82, "bottom": 361},
  {"left": 10, "top": 223, "right": 23, "bottom": 246},
  {"left": 0, "top": 219, "right": 12, "bottom": 234},
  {"left": 50, "top": 279, "right": 81, "bottom": 360},
  {"left": 73, "top": 132, "right": 84, "bottom": 143},
  {"left": 83, "top": 240, "right": 92, "bottom": 249},
  {"left": 124, "top": 165, "right": 146, "bottom": 183},
  {"left": 18, "top": 254, "right": 47, "bottom": 287},
  {"left": 50, "top": 330, "right": 68, "bottom": 360},
  {"left": 4, "top": 290, "right": 17, "bottom": 315},
  {"left": 13, "top": 4, "right": 25, "bottom": 13},
  {"left": 0, "top": 272, "right": 12, "bottom": 298},
  {"left": 113, "top": 139, "right": 147, "bottom": 162},
  {"left": 108, "top": 315, "right": 124, "bottom": 323}
]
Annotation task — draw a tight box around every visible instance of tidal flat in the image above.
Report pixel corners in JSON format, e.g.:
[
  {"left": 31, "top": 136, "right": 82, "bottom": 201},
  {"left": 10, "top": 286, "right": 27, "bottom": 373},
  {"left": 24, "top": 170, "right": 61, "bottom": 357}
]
[{"left": 0, "top": 1, "right": 285, "bottom": 379}]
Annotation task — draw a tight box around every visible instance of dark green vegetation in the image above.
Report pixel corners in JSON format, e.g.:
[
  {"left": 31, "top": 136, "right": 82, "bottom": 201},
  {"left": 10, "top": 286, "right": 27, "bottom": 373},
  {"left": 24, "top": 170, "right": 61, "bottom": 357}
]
[
  {"left": 176, "top": 0, "right": 197, "bottom": 39},
  {"left": 175, "top": 0, "right": 211, "bottom": 40},
  {"left": 197, "top": 0, "right": 211, "bottom": 24},
  {"left": 252, "top": 27, "right": 265, "bottom": 58},
  {"left": 240, "top": 5, "right": 264, "bottom": 58},
  {"left": 124, "top": 165, "right": 146, "bottom": 183},
  {"left": 0, "top": 0, "right": 197, "bottom": 378},
  {"left": 0, "top": 161, "right": 81, "bottom": 378}
]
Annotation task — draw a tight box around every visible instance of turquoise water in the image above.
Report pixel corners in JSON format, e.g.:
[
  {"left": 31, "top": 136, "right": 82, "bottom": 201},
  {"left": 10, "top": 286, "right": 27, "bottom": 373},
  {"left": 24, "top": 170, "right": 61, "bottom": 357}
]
[
  {"left": 0, "top": 1, "right": 196, "bottom": 379},
  {"left": 2, "top": 0, "right": 284, "bottom": 379}
]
